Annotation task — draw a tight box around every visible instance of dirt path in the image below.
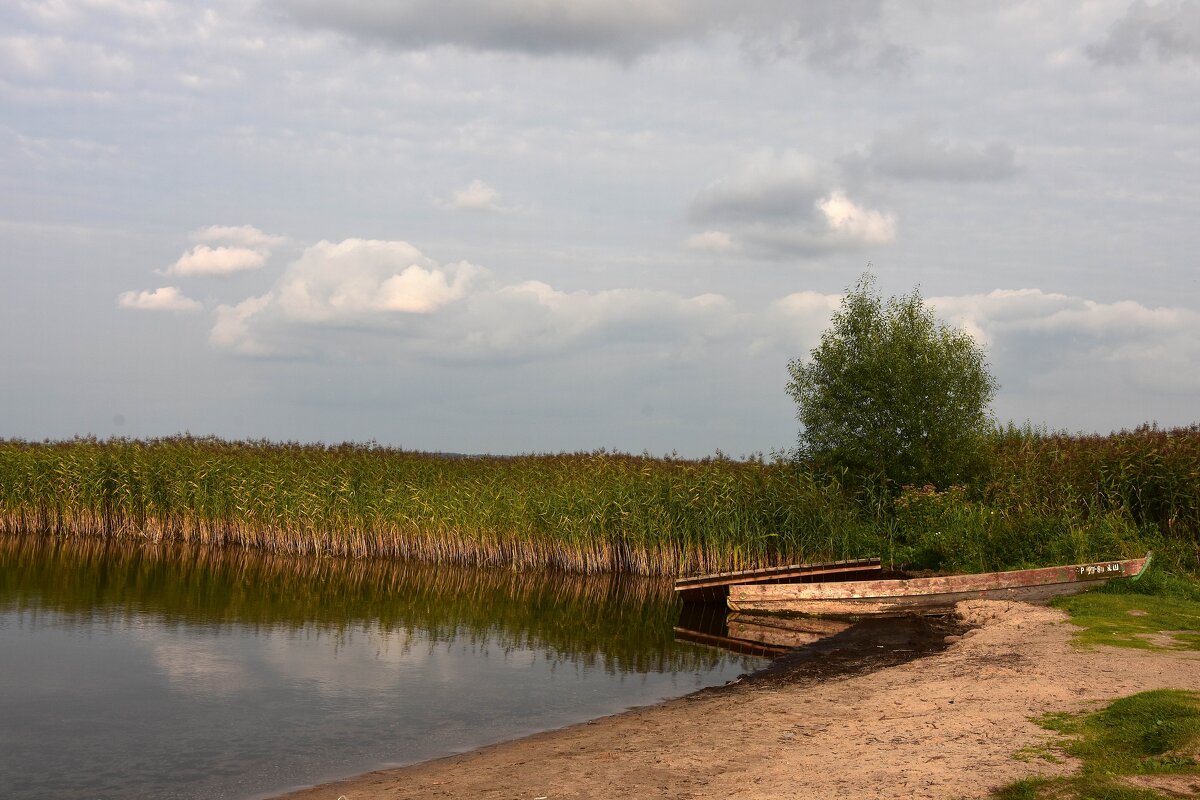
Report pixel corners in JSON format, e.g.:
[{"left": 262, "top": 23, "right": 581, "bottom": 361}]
[{"left": 277, "top": 601, "right": 1200, "bottom": 800}]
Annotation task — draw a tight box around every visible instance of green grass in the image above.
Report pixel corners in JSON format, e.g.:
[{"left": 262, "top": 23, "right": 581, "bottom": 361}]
[
  {"left": 995, "top": 690, "right": 1200, "bottom": 799},
  {"left": 1055, "top": 570, "right": 1200, "bottom": 651}
]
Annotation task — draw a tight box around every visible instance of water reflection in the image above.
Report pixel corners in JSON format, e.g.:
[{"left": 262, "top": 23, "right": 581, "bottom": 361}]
[
  {"left": 0, "top": 535, "right": 762, "bottom": 800},
  {"left": 674, "top": 605, "right": 851, "bottom": 658}
]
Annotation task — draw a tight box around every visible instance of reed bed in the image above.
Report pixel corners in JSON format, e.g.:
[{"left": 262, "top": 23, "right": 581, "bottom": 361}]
[
  {"left": 886, "top": 424, "right": 1200, "bottom": 574},
  {"left": 987, "top": 423, "right": 1200, "bottom": 540},
  {"left": 1, "top": 427, "right": 1195, "bottom": 577},
  {"left": 0, "top": 436, "right": 878, "bottom": 576}
]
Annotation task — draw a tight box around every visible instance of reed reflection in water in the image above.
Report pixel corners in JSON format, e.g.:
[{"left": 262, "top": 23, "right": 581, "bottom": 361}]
[{"left": 0, "top": 535, "right": 762, "bottom": 800}]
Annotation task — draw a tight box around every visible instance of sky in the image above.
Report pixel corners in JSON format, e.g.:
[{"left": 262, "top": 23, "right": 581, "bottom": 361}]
[{"left": 2, "top": 0, "right": 1198, "bottom": 456}]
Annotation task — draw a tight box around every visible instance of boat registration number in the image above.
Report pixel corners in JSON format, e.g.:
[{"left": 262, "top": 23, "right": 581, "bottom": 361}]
[{"left": 1078, "top": 562, "right": 1124, "bottom": 577}]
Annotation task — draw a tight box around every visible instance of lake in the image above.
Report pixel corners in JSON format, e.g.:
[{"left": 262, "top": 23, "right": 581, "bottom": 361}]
[{"left": 0, "top": 535, "right": 761, "bottom": 800}]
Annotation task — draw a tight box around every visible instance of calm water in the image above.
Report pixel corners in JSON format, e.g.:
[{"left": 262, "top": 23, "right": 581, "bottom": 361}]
[{"left": 0, "top": 536, "right": 761, "bottom": 800}]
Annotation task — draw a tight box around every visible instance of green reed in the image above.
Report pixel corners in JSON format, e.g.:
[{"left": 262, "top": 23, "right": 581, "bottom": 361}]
[
  {"left": 1, "top": 428, "right": 1195, "bottom": 576},
  {"left": 987, "top": 423, "right": 1200, "bottom": 540},
  {"left": 883, "top": 424, "right": 1200, "bottom": 574},
  {"left": 0, "top": 436, "right": 880, "bottom": 576}
]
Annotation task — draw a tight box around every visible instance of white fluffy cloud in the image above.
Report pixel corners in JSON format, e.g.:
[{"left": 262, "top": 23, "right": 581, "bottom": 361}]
[
  {"left": 117, "top": 286, "right": 201, "bottom": 312},
  {"left": 208, "top": 238, "right": 736, "bottom": 360},
  {"left": 210, "top": 239, "right": 484, "bottom": 354},
  {"left": 164, "top": 245, "right": 267, "bottom": 277},
  {"left": 817, "top": 191, "right": 897, "bottom": 244},
  {"left": 161, "top": 225, "right": 285, "bottom": 277},
  {"left": 271, "top": 239, "right": 480, "bottom": 322}
]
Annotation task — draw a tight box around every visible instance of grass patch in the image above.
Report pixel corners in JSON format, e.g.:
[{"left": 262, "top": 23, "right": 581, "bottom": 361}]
[
  {"left": 1055, "top": 569, "right": 1200, "bottom": 651},
  {"left": 995, "top": 690, "right": 1200, "bottom": 799},
  {"left": 1013, "top": 744, "right": 1065, "bottom": 765}
]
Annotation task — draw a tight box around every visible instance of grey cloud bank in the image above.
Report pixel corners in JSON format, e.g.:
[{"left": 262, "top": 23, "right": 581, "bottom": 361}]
[
  {"left": 1, "top": 0, "right": 1198, "bottom": 455},
  {"left": 849, "top": 123, "right": 1021, "bottom": 183},
  {"left": 273, "top": 0, "right": 901, "bottom": 68},
  {"left": 1087, "top": 0, "right": 1200, "bottom": 63}
]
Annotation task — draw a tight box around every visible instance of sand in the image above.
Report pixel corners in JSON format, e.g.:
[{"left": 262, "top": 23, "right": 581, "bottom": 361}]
[{"left": 277, "top": 601, "right": 1200, "bottom": 800}]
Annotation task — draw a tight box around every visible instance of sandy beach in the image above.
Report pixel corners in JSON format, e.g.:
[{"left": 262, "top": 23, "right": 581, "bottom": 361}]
[{"left": 277, "top": 601, "right": 1200, "bottom": 800}]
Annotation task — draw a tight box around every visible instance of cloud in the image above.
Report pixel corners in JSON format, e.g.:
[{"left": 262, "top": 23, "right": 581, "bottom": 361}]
[
  {"left": 439, "top": 179, "right": 503, "bottom": 212},
  {"left": 467, "top": 282, "right": 736, "bottom": 359},
  {"left": 687, "top": 150, "right": 896, "bottom": 258},
  {"left": 685, "top": 230, "right": 735, "bottom": 253},
  {"left": 209, "top": 239, "right": 485, "bottom": 355},
  {"left": 768, "top": 286, "right": 1200, "bottom": 412},
  {"left": 689, "top": 151, "right": 828, "bottom": 224},
  {"left": 928, "top": 288, "right": 1200, "bottom": 396},
  {"left": 117, "top": 286, "right": 201, "bottom": 312},
  {"left": 164, "top": 245, "right": 267, "bottom": 277},
  {"left": 207, "top": 237, "right": 736, "bottom": 361},
  {"left": 817, "top": 191, "right": 896, "bottom": 244},
  {"left": 271, "top": 239, "right": 480, "bottom": 322},
  {"left": 191, "top": 224, "right": 287, "bottom": 248},
  {"left": 753, "top": 290, "right": 845, "bottom": 355},
  {"left": 273, "top": 0, "right": 903, "bottom": 69},
  {"left": 0, "top": 33, "right": 134, "bottom": 85},
  {"left": 929, "top": 288, "right": 1191, "bottom": 341},
  {"left": 211, "top": 293, "right": 274, "bottom": 355},
  {"left": 2, "top": 126, "right": 122, "bottom": 172},
  {"left": 150, "top": 228, "right": 1200, "bottom": 431},
  {"left": 1087, "top": 0, "right": 1200, "bottom": 65},
  {"left": 849, "top": 122, "right": 1020, "bottom": 182}
]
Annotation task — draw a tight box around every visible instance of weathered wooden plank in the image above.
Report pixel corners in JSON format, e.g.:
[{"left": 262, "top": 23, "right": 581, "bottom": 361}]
[{"left": 674, "top": 557, "right": 883, "bottom": 603}]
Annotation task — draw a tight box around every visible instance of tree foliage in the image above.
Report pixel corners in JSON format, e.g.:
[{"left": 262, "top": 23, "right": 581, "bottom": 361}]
[{"left": 787, "top": 274, "right": 997, "bottom": 491}]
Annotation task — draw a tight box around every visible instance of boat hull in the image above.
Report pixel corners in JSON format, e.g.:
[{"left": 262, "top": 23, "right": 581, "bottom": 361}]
[{"left": 727, "top": 555, "right": 1151, "bottom": 617}]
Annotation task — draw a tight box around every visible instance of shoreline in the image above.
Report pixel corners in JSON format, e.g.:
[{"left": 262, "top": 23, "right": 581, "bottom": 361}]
[{"left": 272, "top": 601, "right": 1200, "bottom": 800}]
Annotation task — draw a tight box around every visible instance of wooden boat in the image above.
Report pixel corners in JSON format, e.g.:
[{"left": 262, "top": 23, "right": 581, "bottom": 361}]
[
  {"left": 727, "top": 554, "right": 1152, "bottom": 617},
  {"left": 674, "top": 557, "right": 882, "bottom": 604}
]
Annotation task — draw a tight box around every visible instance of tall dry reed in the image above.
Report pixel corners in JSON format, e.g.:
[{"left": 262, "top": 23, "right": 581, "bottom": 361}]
[{"left": 0, "top": 437, "right": 879, "bottom": 576}]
